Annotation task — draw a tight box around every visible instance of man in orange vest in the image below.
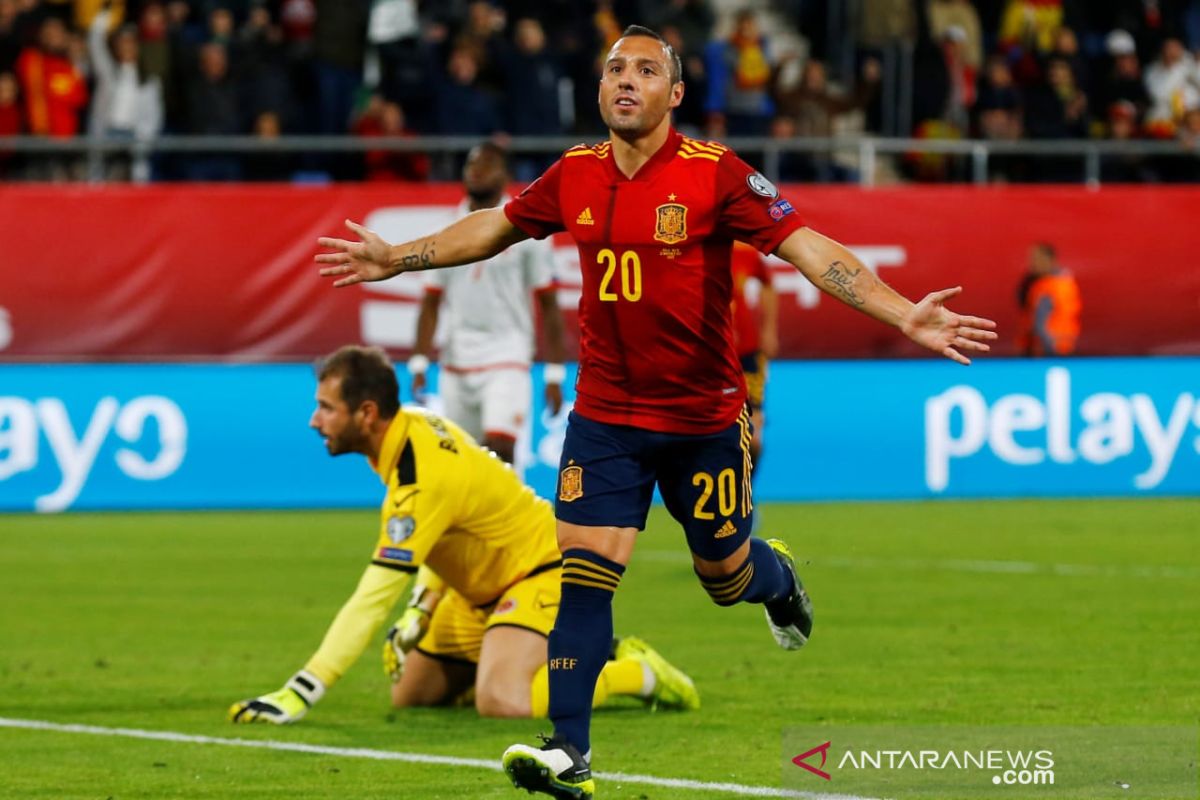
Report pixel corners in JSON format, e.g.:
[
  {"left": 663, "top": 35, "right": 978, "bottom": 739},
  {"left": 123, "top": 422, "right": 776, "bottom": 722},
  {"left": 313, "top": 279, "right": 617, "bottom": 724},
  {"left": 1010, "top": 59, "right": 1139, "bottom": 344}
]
[{"left": 1017, "top": 242, "right": 1081, "bottom": 356}]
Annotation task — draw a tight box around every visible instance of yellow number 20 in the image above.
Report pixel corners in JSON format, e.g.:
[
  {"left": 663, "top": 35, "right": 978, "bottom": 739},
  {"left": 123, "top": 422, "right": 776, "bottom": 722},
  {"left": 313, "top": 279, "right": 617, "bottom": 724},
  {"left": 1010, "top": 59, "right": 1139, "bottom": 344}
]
[{"left": 597, "top": 249, "right": 642, "bottom": 302}]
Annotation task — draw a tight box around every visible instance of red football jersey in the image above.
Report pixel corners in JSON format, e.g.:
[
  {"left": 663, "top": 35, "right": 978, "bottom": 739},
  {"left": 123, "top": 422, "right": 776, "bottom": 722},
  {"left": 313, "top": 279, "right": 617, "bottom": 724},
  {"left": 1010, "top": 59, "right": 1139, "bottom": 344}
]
[
  {"left": 730, "top": 241, "right": 772, "bottom": 357},
  {"left": 504, "top": 129, "right": 804, "bottom": 434}
]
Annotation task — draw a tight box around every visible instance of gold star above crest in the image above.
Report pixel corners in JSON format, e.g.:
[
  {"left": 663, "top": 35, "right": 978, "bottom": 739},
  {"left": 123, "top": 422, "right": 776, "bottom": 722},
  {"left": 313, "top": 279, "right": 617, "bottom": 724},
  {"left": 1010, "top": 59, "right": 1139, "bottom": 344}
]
[{"left": 667, "top": 193, "right": 677, "bottom": 201}]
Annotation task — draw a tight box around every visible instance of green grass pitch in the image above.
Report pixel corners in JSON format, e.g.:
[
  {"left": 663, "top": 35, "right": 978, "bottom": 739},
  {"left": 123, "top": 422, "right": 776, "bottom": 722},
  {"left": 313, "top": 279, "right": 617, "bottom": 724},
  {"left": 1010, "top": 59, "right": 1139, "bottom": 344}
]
[{"left": 1, "top": 499, "right": 1197, "bottom": 799}]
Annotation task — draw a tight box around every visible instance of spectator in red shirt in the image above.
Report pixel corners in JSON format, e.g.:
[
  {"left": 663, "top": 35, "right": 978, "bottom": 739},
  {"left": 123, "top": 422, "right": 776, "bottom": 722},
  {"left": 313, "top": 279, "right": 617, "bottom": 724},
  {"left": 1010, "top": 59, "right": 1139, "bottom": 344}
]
[
  {"left": 352, "top": 94, "right": 430, "bottom": 182},
  {"left": 16, "top": 15, "right": 87, "bottom": 137}
]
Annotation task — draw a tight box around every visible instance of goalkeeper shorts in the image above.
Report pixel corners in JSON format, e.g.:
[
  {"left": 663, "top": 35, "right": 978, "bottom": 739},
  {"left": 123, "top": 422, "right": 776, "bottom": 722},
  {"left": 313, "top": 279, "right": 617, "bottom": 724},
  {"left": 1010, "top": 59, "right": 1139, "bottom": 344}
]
[{"left": 416, "top": 563, "right": 561, "bottom": 665}]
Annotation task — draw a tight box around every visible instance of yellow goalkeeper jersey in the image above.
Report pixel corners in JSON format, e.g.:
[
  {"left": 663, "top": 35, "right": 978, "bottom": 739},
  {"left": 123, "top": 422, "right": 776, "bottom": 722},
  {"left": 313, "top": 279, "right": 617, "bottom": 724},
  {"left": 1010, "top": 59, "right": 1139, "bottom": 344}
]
[{"left": 370, "top": 407, "right": 560, "bottom": 606}]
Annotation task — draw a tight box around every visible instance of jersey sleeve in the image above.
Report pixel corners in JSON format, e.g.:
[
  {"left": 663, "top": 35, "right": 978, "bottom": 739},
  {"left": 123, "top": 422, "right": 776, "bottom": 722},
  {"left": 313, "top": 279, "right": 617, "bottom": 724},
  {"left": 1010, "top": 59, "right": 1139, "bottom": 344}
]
[
  {"left": 372, "top": 466, "right": 454, "bottom": 573},
  {"left": 714, "top": 152, "right": 806, "bottom": 255},
  {"left": 503, "top": 158, "right": 567, "bottom": 240}
]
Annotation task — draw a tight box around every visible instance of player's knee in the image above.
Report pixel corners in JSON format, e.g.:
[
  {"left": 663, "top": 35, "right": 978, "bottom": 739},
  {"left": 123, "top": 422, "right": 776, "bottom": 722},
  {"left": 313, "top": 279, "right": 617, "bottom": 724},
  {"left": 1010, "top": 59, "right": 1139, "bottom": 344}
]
[
  {"left": 483, "top": 434, "right": 515, "bottom": 464},
  {"left": 474, "top": 683, "right": 531, "bottom": 718},
  {"left": 696, "top": 554, "right": 754, "bottom": 607}
]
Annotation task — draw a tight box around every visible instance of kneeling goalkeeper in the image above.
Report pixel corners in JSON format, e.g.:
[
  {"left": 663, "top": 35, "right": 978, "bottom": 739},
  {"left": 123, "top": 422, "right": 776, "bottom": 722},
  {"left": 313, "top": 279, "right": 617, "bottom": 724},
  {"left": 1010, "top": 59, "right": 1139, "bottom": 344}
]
[{"left": 230, "top": 345, "right": 697, "bottom": 723}]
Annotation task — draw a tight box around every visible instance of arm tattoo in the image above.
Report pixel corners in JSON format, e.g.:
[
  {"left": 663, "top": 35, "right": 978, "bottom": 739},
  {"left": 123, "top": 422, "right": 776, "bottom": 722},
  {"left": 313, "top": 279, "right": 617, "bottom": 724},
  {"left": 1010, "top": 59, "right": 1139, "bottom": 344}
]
[
  {"left": 398, "top": 240, "right": 436, "bottom": 271},
  {"left": 821, "top": 261, "right": 871, "bottom": 306}
]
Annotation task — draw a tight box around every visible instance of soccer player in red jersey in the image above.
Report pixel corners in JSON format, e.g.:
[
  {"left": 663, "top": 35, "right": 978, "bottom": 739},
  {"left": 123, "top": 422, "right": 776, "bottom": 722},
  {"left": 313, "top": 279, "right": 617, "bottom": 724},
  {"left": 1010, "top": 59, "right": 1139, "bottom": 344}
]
[{"left": 317, "top": 25, "right": 997, "bottom": 800}]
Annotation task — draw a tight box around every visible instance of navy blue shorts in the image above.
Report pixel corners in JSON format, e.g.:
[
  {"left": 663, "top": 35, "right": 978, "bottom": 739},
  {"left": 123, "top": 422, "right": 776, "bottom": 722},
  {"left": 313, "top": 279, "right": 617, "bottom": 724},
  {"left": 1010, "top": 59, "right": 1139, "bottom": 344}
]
[{"left": 554, "top": 409, "right": 755, "bottom": 562}]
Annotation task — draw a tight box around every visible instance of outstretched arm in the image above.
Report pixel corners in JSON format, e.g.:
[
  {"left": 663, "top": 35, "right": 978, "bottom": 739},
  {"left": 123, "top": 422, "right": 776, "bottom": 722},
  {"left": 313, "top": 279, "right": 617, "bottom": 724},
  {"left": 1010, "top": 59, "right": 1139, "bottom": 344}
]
[
  {"left": 775, "top": 228, "right": 997, "bottom": 365},
  {"left": 316, "top": 208, "right": 529, "bottom": 287}
]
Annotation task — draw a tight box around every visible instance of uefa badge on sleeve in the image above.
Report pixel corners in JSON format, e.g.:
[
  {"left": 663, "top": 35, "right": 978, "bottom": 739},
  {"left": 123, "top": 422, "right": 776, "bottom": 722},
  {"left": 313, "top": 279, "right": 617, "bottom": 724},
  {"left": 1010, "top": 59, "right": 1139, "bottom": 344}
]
[{"left": 387, "top": 515, "right": 416, "bottom": 543}]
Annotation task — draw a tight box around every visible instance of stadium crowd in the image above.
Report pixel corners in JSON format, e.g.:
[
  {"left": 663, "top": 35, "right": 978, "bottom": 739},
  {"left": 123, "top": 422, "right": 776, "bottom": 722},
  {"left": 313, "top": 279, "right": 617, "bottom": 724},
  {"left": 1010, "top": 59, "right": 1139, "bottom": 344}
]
[{"left": 2, "top": 0, "right": 1200, "bottom": 181}]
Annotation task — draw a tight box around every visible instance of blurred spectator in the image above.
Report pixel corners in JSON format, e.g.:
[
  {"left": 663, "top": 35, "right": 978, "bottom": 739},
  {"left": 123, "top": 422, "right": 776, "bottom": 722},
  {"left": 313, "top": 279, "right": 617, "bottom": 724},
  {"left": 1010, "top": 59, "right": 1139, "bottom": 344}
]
[
  {"left": 1097, "top": 29, "right": 1151, "bottom": 119},
  {"left": 938, "top": 24, "right": 977, "bottom": 131},
  {"left": 775, "top": 58, "right": 880, "bottom": 181},
  {"left": 704, "top": 9, "right": 774, "bottom": 136},
  {"left": 1101, "top": 99, "right": 1157, "bottom": 182},
  {"left": 353, "top": 94, "right": 429, "bottom": 181},
  {"left": 312, "top": 0, "right": 367, "bottom": 134},
  {"left": 434, "top": 45, "right": 499, "bottom": 135},
  {"left": 928, "top": 0, "right": 983, "bottom": 69},
  {"left": 243, "top": 109, "right": 297, "bottom": 180},
  {"left": 0, "top": 0, "right": 20, "bottom": 73},
  {"left": 1050, "top": 26, "right": 1088, "bottom": 92},
  {"left": 765, "top": 114, "right": 808, "bottom": 182},
  {"left": 975, "top": 60, "right": 1027, "bottom": 181},
  {"left": 87, "top": 7, "right": 162, "bottom": 180},
  {"left": 660, "top": 23, "right": 706, "bottom": 133},
  {"left": 502, "top": 17, "right": 563, "bottom": 136},
  {"left": 137, "top": 3, "right": 170, "bottom": 88},
  {"left": 16, "top": 16, "right": 87, "bottom": 136},
  {"left": 1025, "top": 56, "right": 1089, "bottom": 140},
  {"left": 1144, "top": 37, "right": 1199, "bottom": 135},
  {"left": 238, "top": 1, "right": 294, "bottom": 127},
  {"left": 454, "top": 0, "right": 507, "bottom": 93},
  {"left": 1016, "top": 242, "right": 1081, "bottom": 357},
  {"left": 182, "top": 41, "right": 241, "bottom": 179}
]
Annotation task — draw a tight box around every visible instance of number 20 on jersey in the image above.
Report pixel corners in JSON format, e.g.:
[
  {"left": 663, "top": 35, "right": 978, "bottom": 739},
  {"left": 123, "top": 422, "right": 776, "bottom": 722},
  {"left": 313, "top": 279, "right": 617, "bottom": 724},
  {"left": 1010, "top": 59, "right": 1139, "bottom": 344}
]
[{"left": 597, "top": 249, "right": 642, "bottom": 302}]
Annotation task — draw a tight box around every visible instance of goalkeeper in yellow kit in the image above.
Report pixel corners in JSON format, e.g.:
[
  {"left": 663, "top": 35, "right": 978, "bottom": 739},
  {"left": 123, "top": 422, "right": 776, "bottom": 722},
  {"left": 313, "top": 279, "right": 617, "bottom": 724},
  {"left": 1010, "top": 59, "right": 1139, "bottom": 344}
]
[{"left": 229, "top": 345, "right": 698, "bottom": 723}]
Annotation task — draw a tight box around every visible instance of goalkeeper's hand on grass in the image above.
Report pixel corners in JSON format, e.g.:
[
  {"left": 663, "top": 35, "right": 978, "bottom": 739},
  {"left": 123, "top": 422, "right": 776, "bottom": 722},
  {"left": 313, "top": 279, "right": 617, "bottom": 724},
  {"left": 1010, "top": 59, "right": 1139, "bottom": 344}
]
[
  {"left": 382, "top": 605, "right": 431, "bottom": 682},
  {"left": 228, "top": 670, "right": 325, "bottom": 724}
]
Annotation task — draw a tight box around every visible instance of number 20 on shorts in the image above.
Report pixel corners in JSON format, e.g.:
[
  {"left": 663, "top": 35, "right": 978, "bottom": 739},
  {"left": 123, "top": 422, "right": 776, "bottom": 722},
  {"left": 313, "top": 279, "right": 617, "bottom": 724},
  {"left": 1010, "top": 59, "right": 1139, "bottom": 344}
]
[
  {"left": 598, "top": 249, "right": 642, "bottom": 302},
  {"left": 692, "top": 469, "right": 738, "bottom": 519}
]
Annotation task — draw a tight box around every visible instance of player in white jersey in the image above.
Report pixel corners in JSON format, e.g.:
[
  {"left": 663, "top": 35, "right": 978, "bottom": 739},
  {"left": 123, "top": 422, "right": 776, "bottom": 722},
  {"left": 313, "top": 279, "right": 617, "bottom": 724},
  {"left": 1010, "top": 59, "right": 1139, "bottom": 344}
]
[{"left": 409, "top": 143, "right": 567, "bottom": 464}]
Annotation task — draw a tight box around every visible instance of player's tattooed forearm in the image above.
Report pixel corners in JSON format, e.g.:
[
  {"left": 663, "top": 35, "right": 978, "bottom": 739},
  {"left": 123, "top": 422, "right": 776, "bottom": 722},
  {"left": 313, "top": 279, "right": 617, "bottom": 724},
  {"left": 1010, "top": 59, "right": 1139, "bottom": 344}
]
[
  {"left": 398, "top": 241, "right": 436, "bottom": 271},
  {"left": 821, "top": 261, "right": 871, "bottom": 306}
]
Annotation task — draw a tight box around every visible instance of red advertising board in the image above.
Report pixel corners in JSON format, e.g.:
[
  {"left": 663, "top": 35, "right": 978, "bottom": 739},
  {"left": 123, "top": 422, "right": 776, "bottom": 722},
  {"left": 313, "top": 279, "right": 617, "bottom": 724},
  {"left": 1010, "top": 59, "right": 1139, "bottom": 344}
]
[{"left": 2, "top": 184, "right": 1197, "bottom": 359}]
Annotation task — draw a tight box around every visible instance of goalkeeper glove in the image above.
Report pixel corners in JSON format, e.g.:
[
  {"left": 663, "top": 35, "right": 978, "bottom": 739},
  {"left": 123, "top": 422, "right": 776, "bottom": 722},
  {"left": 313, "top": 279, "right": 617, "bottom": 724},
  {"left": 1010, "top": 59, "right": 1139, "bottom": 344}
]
[
  {"left": 228, "top": 670, "right": 326, "bottom": 724},
  {"left": 382, "top": 584, "right": 439, "bottom": 682}
]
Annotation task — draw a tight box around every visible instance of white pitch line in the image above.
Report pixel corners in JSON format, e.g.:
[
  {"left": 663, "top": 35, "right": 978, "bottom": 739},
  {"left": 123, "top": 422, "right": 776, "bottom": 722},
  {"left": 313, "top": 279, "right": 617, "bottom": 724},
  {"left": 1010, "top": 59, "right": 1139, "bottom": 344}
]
[
  {"left": 634, "top": 550, "right": 1200, "bottom": 579},
  {"left": 0, "top": 717, "right": 883, "bottom": 800}
]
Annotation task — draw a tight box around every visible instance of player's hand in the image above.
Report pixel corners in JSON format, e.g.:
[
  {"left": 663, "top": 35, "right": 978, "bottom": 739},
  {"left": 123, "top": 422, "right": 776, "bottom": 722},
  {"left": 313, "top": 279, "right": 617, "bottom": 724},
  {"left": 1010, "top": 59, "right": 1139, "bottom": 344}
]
[
  {"left": 544, "top": 382, "right": 563, "bottom": 415},
  {"left": 383, "top": 607, "right": 430, "bottom": 682},
  {"left": 229, "top": 688, "right": 306, "bottom": 724},
  {"left": 900, "top": 287, "right": 998, "bottom": 366},
  {"left": 229, "top": 670, "right": 325, "bottom": 724},
  {"left": 316, "top": 219, "right": 397, "bottom": 287}
]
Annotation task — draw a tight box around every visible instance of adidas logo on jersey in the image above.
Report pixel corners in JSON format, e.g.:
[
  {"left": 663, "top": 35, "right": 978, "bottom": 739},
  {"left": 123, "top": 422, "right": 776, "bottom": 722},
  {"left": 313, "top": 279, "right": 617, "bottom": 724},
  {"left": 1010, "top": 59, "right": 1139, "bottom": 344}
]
[
  {"left": 576, "top": 207, "right": 595, "bottom": 226},
  {"left": 715, "top": 519, "right": 738, "bottom": 539}
]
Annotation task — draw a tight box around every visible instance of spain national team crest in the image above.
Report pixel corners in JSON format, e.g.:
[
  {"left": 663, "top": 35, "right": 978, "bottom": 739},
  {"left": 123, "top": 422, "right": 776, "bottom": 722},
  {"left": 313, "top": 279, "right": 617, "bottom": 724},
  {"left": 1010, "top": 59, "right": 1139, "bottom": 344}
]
[
  {"left": 654, "top": 198, "right": 688, "bottom": 245},
  {"left": 559, "top": 465, "right": 584, "bottom": 502}
]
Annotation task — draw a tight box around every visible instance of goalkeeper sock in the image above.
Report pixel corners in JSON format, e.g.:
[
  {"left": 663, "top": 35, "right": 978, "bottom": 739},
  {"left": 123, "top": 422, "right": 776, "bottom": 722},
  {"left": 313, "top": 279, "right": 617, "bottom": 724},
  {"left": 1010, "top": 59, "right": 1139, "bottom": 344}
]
[
  {"left": 697, "top": 537, "right": 794, "bottom": 606},
  {"left": 530, "top": 658, "right": 648, "bottom": 718},
  {"left": 547, "top": 549, "right": 624, "bottom": 754}
]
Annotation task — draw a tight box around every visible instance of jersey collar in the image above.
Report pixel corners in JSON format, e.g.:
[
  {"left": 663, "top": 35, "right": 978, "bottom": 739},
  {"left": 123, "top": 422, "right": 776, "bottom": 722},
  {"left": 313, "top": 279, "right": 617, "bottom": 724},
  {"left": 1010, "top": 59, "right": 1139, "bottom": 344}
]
[
  {"left": 372, "top": 412, "right": 411, "bottom": 484},
  {"left": 605, "top": 128, "right": 682, "bottom": 183}
]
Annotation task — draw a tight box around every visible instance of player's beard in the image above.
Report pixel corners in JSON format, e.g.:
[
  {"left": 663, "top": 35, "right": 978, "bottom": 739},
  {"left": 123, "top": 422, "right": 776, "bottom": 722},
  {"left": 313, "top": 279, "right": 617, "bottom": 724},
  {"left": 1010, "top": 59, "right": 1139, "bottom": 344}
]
[{"left": 322, "top": 425, "right": 367, "bottom": 456}]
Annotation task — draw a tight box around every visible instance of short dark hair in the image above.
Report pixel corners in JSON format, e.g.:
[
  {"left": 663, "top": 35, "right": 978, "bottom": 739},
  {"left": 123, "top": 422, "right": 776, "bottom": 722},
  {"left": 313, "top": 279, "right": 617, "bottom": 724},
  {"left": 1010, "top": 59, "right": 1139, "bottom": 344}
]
[
  {"left": 468, "top": 140, "right": 510, "bottom": 173},
  {"left": 317, "top": 345, "right": 400, "bottom": 419},
  {"left": 620, "top": 24, "right": 682, "bottom": 85},
  {"left": 1035, "top": 241, "right": 1057, "bottom": 260}
]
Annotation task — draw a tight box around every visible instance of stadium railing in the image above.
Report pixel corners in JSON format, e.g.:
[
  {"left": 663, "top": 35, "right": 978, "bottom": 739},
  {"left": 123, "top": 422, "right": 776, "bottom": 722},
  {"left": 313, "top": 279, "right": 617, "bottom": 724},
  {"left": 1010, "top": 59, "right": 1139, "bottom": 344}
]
[{"left": 0, "top": 134, "right": 1197, "bottom": 186}]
